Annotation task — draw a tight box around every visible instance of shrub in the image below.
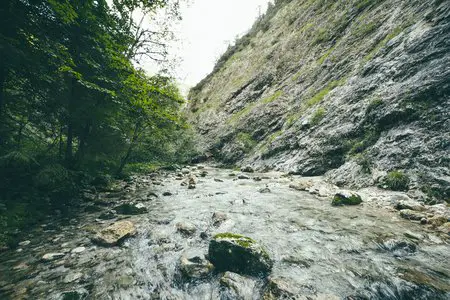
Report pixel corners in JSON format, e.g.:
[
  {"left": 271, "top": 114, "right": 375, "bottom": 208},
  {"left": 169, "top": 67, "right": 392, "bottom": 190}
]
[
  {"left": 383, "top": 170, "right": 410, "bottom": 191},
  {"left": 310, "top": 108, "right": 326, "bottom": 125},
  {"left": 236, "top": 132, "right": 257, "bottom": 153}
]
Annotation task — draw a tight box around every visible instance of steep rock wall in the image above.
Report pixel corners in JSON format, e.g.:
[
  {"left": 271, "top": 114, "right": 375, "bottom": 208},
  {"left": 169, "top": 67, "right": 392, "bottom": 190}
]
[{"left": 186, "top": 0, "right": 450, "bottom": 201}]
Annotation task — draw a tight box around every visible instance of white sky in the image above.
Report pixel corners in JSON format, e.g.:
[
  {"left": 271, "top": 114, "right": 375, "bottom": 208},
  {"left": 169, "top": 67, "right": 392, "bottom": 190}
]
[{"left": 141, "top": 0, "right": 272, "bottom": 95}]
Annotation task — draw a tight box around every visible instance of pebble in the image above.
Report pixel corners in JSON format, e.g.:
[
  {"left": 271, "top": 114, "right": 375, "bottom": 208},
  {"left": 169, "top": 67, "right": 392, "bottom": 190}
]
[
  {"left": 71, "top": 246, "right": 86, "bottom": 254},
  {"left": 18, "top": 240, "right": 31, "bottom": 247}
]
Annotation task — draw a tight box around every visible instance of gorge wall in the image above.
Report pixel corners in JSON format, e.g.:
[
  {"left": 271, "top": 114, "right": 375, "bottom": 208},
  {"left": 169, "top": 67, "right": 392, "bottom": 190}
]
[{"left": 186, "top": 0, "right": 450, "bottom": 201}]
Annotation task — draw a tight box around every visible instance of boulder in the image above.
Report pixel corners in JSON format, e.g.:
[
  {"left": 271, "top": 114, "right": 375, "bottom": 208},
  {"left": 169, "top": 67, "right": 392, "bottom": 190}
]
[
  {"left": 208, "top": 233, "right": 272, "bottom": 276},
  {"left": 331, "top": 191, "right": 362, "bottom": 206},
  {"left": 427, "top": 216, "right": 448, "bottom": 228},
  {"left": 212, "top": 212, "right": 228, "bottom": 226},
  {"left": 115, "top": 203, "right": 148, "bottom": 215},
  {"left": 238, "top": 174, "right": 250, "bottom": 180},
  {"left": 220, "top": 272, "right": 257, "bottom": 300},
  {"left": 241, "top": 166, "right": 254, "bottom": 173},
  {"left": 92, "top": 220, "right": 136, "bottom": 246},
  {"left": 98, "top": 210, "right": 117, "bottom": 220},
  {"left": 399, "top": 209, "right": 426, "bottom": 221},
  {"left": 176, "top": 222, "right": 197, "bottom": 236},
  {"left": 179, "top": 254, "right": 214, "bottom": 279},
  {"left": 378, "top": 238, "right": 417, "bottom": 256},
  {"left": 60, "top": 288, "right": 89, "bottom": 300}
]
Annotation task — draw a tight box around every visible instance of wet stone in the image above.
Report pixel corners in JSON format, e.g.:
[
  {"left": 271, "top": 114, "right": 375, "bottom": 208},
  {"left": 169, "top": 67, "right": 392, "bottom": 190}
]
[
  {"left": 92, "top": 220, "right": 136, "bottom": 246},
  {"left": 42, "top": 252, "right": 65, "bottom": 262},
  {"left": 220, "top": 271, "right": 257, "bottom": 300},
  {"left": 332, "top": 191, "right": 362, "bottom": 206},
  {"left": 115, "top": 203, "right": 148, "bottom": 215},
  {"left": 179, "top": 254, "right": 214, "bottom": 279},
  {"left": 176, "top": 222, "right": 197, "bottom": 236},
  {"left": 208, "top": 233, "right": 273, "bottom": 276},
  {"left": 399, "top": 209, "right": 426, "bottom": 221}
]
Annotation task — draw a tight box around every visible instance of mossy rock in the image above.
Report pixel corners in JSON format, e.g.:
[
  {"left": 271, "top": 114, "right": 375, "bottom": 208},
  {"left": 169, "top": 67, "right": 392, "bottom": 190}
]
[
  {"left": 332, "top": 191, "right": 362, "bottom": 206},
  {"left": 208, "top": 233, "right": 273, "bottom": 277},
  {"left": 114, "top": 203, "right": 148, "bottom": 215}
]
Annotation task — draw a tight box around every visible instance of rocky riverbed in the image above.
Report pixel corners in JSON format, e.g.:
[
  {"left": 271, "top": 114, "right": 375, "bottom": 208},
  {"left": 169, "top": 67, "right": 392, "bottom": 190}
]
[{"left": 0, "top": 165, "right": 449, "bottom": 299}]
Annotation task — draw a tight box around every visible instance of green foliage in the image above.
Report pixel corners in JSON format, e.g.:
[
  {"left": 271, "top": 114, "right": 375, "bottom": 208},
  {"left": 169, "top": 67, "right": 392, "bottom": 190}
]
[
  {"left": 0, "top": 0, "right": 188, "bottom": 241},
  {"left": 318, "top": 45, "right": 336, "bottom": 65},
  {"left": 364, "top": 25, "right": 404, "bottom": 61},
  {"left": 355, "top": 153, "right": 372, "bottom": 174},
  {"left": 306, "top": 78, "right": 346, "bottom": 107},
  {"left": 355, "top": 0, "right": 384, "bottom": 12},
  {"left": 349, "top": 128, "right": 380, "bottom": 155},
  {"left": 236, "top": 132, "right": 257, "bottom": 153},
  {"left": 262, "top": 90, "right": 283, "bottom": 104},
  {"left": 383, "top": 171, "right": 410, "bottom": 191},
  {"left": 310, "top": 107, "right": 326, "bottom": 125},
  {"left": 367, "top": 97, "right": 383, "bottom": 113}
]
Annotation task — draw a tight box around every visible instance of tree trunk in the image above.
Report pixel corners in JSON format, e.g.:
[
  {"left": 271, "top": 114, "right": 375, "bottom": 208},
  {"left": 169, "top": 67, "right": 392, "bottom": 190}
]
[
  {"left": 117, "top": 122, "right": 140, "bottom": 175},
  {"left": 75, "top": 121, "right": 91, "bottom": 162},
  {"left": 0, "top": 62, "right": 6, "bottom": 146},
  {"left": 65, "top": 78, "right": 75, "bottom": 166}
]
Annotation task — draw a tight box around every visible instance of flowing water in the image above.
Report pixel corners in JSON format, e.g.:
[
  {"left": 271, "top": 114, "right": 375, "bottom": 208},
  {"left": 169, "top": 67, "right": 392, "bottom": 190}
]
[{"left": 0, "top": 166, "right": 449, "bottom": 299}]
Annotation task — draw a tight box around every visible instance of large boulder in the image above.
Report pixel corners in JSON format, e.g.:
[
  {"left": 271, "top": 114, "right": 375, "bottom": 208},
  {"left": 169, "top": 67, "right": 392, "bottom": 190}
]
[
  {"left": 331, "top": 191, "right": 362, "bottom": 206},
  {"left": 92, "top": 220, "right": 136, "bottom": 246},
  {"left": 208, "top": 233, "right": 273, "bottom": 277}
]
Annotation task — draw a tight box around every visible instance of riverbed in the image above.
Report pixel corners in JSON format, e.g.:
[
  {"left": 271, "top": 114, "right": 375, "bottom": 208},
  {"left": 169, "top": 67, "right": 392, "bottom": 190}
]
[{"left": 0, "top": 166, "right": 449, "bottom": 299}]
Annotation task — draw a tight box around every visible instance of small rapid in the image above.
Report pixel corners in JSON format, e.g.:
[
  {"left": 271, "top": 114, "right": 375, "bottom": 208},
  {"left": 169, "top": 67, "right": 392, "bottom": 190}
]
[{"left": 0, "top": 166, "right": 449, "bottom": 299}]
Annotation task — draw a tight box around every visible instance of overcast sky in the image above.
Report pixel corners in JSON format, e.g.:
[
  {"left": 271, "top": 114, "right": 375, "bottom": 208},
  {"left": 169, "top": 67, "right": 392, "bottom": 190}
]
[{"left": 141, "top": 0, "right": 272, "bottom": 95}]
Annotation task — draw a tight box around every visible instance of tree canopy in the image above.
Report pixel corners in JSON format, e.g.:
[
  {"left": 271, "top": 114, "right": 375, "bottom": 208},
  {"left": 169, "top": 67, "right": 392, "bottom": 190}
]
[{"left": 0, "top": 0, "right": 193, "bottom": 246}]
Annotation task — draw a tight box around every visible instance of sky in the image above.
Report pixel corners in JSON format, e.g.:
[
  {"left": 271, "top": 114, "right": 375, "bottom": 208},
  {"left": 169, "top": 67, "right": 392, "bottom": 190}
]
[{"left": 141, "top": 0, "right": 272, "bottom": 95}]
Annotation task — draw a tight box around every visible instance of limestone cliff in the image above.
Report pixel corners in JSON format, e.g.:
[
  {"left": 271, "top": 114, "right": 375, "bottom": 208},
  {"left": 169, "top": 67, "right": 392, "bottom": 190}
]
[{"left": 186, "top": 0, "right": 450, "bottom": 201}]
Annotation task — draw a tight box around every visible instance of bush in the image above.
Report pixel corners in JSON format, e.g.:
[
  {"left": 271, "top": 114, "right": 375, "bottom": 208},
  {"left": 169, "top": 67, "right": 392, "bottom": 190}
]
[
  {"left": 383, "top": 170, "right": 410, "bottom": 191},
  {"left": 310, "top": 108, "right": 326, "bottom": 125}
]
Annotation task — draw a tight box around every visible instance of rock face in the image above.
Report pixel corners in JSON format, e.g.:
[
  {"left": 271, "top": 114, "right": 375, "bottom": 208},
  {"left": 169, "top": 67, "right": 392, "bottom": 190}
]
[
  {"left": 208, "top": 233, "right": 273, "bottom": 277},
  {"left": 92, "top": 220, "right": 136, "bottom": 246},
  {"left": 186, "top": 0, "right": 450, "bottom": 201}
]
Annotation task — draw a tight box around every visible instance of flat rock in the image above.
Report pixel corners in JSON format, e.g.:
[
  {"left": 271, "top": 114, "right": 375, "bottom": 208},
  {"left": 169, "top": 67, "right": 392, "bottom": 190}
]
[
  {"left": 92, "top": 220, "right": 136, "bottom": 246},
  {"left": 63, "top": 272, "right": 83, "bottom": 283},
  {"left": 399, "top": 209, "right": 426, "bottom": 221},
  {"left": 42, "top": 253, "right": 65, "bottom": 262},
  {"left": 71, "top": 246, "right": 86, "bottom": 254}
]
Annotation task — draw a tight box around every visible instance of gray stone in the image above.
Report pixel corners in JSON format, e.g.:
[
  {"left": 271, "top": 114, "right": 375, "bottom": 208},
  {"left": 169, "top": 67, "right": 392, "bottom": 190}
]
[
  {"left": 42, "top": 253, "right": 65, "bottom": 262},
  {"left": 176, "top": 222, "right": 197, "bottom": 236},
  {"left": 220, "top": 272, "right": 256, "bottom": 300},
  {"left": 399, "top": 209, "right": 426, "bottom": 221},
  {"left": 179, "top": 254, "right": 214, "bottom": 279}
]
